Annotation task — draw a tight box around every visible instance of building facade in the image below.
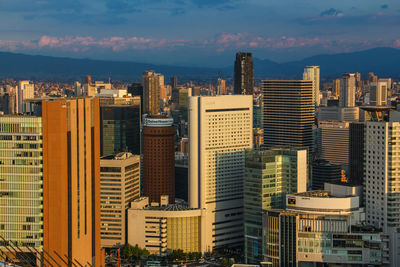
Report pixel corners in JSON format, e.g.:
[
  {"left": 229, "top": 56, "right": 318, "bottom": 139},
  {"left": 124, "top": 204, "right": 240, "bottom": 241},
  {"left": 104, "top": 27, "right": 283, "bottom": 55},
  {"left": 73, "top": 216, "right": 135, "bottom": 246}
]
[
  {"left": 349, "top": 122, "right": 365, "bottom": 184},
  {"left": 100, "top": 153, "right": 140, "bottom": 248},
  {"left": 370, "top": 81, "right": 388, "bottom": 106},
  {"left": 317, "top": 121, "right": 350, "bottom": 168},
  {"left": 264, "top": 187, "right": 389, "bottom": 266},
  {"left": 0, "top": 116, "right": 43, "bottom": 256},
  {"left": 243, "top": 148, "right": 308, "bottom": 264},
  {"left": 303, "top": 66, "right": 320, "bottom": 106},
  {"left": 142, "top": 71, "right": 161, "bottom": 115},
  {"left": 127, "top": 197, "right": 202, "bottom": 255},
  {"left": 42, "top": 98, "right": 102, "bottom": 266},
  {"left": 99, "top": 96, "right": 141, "bottom": 156},
  {"left": 142, "top": 115, "right": 175, "bottom": 204},
  {"left": 189, "top": 95, "right": 253, "bottom": 251},
  {"left": 262, "top": 80, "right": 314, "bottom": 153},
  {"left": 234, "top": 52, "right": 254, "bottom": 95},
  {"left": 340, "top": 73, "right": 356, "bottom": 108}
]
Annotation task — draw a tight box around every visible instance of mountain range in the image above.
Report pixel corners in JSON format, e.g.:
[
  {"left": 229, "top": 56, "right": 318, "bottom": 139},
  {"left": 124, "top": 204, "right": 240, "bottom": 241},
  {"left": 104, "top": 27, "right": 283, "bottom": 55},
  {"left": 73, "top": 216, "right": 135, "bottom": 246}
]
[{"left": 0, "top": 47, "right": 399, "bottom": 81}]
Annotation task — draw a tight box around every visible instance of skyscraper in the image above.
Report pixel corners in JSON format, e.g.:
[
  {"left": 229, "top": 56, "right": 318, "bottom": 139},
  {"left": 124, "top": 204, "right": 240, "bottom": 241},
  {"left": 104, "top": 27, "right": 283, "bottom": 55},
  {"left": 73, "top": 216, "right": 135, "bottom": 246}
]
[
  {"left": 142, "top": 115, "right": 175, "bottom": 204},
  {"left": 365, "top": 121, "right": 400, "bottom": 232},
  {"left": 333, "top": 78, "right": 340, "bottom": 98},
  {"left": 0, "top": 116, "right": 43, "bottom": 256},
  {"left": 369, "top": 81, "right": 388, "bottom": 106},
  {"left": 100, "top": 152, "right": 140, "bottom": 248},
  {"left": 262, "top": 80, "right": 314, "bottom": 153},
  {"left": 303, "top": 66, "right": 320, "bottom": 106},
  {"left": 317, "top": 121, "right": 350, "bottom": 168},
  {"left": 170, "top": 76, "right": 178, "bottom": 90},
  {"left": 17, "top": 81, "right": 34, "bottom": 113},
  {"left": 189, "top": 95, "right": 253, "bottom": 250},
  {"left": 217, "top": 78, "right": 226, "bottom": 95},
  {"left": 127, "top": 82, "right": 144, "bottom": 115},
  {"left": 243, "top": 148, "right": 307, "bottom": 263},
  {"left": 234, "top": 52, "right": 254, "bottom": 95},
  {"left": 142, "top": 71, "right": 161, "bottom": 115},
  {"left": 42, "top": 98, "right": 102, "bottom": 266},
  {"left": 99, "top": 96, "right": 141, "bottom": 156},
  {"left": 339, "top": 73, "right": 356, "bottom": 108}
]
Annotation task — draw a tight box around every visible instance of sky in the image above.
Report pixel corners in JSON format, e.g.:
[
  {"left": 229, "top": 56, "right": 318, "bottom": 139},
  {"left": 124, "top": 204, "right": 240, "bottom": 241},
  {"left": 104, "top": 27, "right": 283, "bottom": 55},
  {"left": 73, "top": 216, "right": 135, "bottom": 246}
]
[{"left": 1, "top": 0, "right": 400, "bottom": 67}]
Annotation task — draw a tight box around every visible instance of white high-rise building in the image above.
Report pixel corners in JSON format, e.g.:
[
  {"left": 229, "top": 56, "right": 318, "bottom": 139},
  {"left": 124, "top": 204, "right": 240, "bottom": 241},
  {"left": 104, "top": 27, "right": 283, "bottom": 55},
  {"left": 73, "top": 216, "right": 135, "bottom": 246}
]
[
  {"left": 370, "top": 81, "right": 388, "bottom": 106},
  {"left": 365, "top": 121, "right": 400, "bottom": 231},
  {"left": 365, "top": 121, "right": 400, "bottom": 265},
  {"left": 303, "top": 66, "right": 320, "bottom": 106},
  {"left": 17, "top": 80, "right": 34, "bottom": 113},
  {"left": 339, "top": 73, "right": 356, "bottom": 107},
  {"left": 189, "top": 95, "right": 253, "bottom": 251}
]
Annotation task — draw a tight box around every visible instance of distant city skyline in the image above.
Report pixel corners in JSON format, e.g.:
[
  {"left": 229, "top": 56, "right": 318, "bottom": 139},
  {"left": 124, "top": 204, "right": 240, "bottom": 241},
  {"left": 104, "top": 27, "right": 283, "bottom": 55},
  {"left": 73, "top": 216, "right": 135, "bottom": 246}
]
[{"left": 0, "top": 0, "right": 399, "bottom": 66}]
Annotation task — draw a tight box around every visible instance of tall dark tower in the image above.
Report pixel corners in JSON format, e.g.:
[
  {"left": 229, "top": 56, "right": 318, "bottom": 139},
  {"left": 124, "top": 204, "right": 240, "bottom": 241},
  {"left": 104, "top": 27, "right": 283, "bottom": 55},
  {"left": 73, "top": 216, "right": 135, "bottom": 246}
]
[{"left": 234, "top": 52, "right": 254, "bottom": 95}]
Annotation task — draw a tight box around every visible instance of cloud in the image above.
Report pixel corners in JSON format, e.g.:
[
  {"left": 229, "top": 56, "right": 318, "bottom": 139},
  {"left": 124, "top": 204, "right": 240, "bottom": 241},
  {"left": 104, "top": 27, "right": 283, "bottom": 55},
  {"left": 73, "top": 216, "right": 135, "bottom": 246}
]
[
  {"left": 1, "top": 33, "right": 400, "bottom": 55},
  {"left": 381, "top": 4, "right": 389, "bottom": 9},
  {"left": 320, "top": 8, "right": 344, "bottom": 17},
  {"left": 298, "top": 12, "right": 400, "bottom": 26}
]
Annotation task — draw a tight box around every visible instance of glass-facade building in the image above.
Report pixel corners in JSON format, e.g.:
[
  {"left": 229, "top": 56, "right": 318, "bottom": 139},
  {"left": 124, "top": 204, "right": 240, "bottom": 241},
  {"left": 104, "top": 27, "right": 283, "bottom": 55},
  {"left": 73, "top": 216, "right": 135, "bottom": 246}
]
[
  {"left": 0, "top": 116, "right": 43, "bottom": 249},
  {"left": 243, "top": 148, "right": 307, "bottom": 264},
  {"left": 100, "top": 97, "right": 141, "bottom": 156}
]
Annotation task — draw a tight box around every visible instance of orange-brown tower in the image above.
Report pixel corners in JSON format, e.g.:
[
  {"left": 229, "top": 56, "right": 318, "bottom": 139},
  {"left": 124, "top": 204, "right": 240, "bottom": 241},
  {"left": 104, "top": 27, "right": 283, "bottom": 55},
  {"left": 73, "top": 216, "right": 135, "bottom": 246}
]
[
  {"left": 142, "top": 115, "right": 175, "bottom": 203},
  {"left": 42, "top": 98, "right": 103, "bottom": 267}
]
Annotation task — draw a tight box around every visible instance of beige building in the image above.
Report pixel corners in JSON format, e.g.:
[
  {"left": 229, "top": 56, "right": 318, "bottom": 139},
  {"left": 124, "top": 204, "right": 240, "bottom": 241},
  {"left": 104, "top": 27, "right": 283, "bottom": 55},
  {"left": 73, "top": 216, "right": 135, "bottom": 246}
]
[
  {"left": 127, "top": 197, "right": 202, "bottom": 255},
  {"left": 303, "top": 66, "right": 320, "bottom": 106},
  {"left": 100, "top": 152, "right": 140, "bottom": 248},
  {"left": 143, "top": 71, "right": 161, "bottom": 115},
  {"left": 189, "top": 95, "right": 253, "bottom": 251},
  {"left": 17, "top": 81, "right": 34, "bottom": 113}
]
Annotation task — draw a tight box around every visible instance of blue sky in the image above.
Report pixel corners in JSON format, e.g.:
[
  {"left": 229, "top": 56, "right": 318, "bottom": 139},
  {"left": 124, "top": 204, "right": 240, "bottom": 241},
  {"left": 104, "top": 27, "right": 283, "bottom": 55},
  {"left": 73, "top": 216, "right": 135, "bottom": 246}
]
[{"left": 1, "top": 0, "right": 400, "bottom": 66}]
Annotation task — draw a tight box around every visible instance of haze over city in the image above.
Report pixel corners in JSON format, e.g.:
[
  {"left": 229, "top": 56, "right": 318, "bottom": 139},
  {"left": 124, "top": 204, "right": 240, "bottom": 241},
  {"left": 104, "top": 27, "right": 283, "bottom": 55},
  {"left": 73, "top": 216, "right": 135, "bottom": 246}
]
[{"left": 1, "top": 0, "right": 400, "bottom": 66}]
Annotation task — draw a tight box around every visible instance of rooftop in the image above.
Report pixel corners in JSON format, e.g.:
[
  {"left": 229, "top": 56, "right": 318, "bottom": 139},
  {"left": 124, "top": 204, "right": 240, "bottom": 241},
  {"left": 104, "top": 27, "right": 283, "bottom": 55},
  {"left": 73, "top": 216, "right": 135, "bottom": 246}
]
[{"left": 101, "top": 152, "right": 137, "bottom": 160}]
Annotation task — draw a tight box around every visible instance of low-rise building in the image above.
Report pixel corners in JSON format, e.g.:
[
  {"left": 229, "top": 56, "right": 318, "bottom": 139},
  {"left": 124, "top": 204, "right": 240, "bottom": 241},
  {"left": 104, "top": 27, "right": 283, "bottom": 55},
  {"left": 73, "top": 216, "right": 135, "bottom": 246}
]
[{"left": 127, "top": 197, "right": 203, "bottom": 255}]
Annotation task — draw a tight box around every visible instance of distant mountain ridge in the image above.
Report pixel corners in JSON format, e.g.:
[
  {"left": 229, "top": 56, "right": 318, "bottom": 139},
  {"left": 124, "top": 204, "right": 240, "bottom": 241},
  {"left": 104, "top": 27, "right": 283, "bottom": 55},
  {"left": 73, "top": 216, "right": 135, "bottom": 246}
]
[
  {"left": 252, "top": 47, "right": 400, "bottom": 79},
  {"left": 0, "top": 47, "right": 399, "bottom": 80}
]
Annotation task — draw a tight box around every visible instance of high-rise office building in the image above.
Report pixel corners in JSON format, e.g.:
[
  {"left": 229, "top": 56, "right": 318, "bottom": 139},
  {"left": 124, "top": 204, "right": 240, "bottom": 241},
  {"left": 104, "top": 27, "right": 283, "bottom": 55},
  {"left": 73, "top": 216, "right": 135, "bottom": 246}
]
[
  {"left": 349, "top": 122, "right": 365, "bottom": 185},
  {"left": 369, "top": 72, "right": 378, "bottom": 83},
  {"left": 189, "top": 95, "right": 253, "bottom": 251},
  {"left": 333, "top": 78, "right": 340, "bottom": 98},
  {"left": 100, "top": 152, "right": 140, "bottom": 248},
  {"left": 340, "top": 73, "right": 356, "bottom": 107},
  {"left": 355, "top": 72, "right": 362, "bottom": 92},
  {"left": 99, "top": 97, "right": 141, "bottom": 156},
  {"left": 142, "top": 115, "right": 175, "bottom": 204},
  {"left": 234, "top": 52, "right": 254, "bottom": 95},
  {"left": 370, "top": 81, "right": 388, "bottom": 106},
  {"left": 142, "top": 71, "right": 161, "bottom": 115},
  {"left": 17, "top": 81, "right": 34, "bottom": 113},
  {"left": 364, "top": 121, "right": 400, "bottom": 231},
  {"left": 243, "top": 148, "right": 307, "bottom": 263},
  {"left": 42, "top": 98, "right": 102, "bottom": 266},
  {"left": 170, "top": 76, "right": 178, "bottom": 91},
  {"left": 0, "top": 116, "right": 44, "bottom": 256},
  {"left": 303, "top": 66, "right": 320, "bottom": 106},
  {"left": 317, "top": 121, "right": 350, "bottom": 167},
  {"left": 127, "top": 82, "right": 144, "bottom": 116},
  {"left": 262, "top": 80, "right": 314, "bottom": 153},
  {"left": 217, "top": 78, "right": 227, "bottom": 95}
]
